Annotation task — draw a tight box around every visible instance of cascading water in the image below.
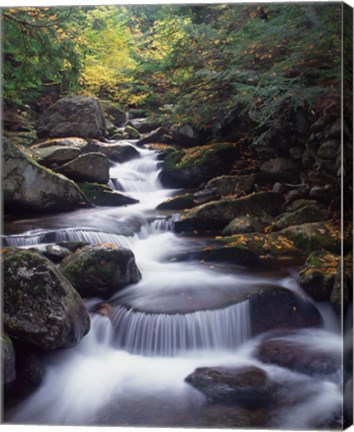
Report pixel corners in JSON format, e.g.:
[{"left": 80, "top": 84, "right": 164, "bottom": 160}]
[{"left": 4, "top": 141, "right": 343, "bottom": 428}]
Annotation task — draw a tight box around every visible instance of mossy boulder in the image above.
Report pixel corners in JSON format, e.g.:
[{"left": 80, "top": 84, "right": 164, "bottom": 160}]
[
  {"left": 55, "top": 152, "right": 110, "bottom": 184},
  {"left": 79, "top": 182, "right": 138, "bottom": 207},
  {"left": 160, "top": 143, "right": 237, "bottom": 188},
  {"left": 156, "top": 193, "right": 198, "bottom": 211},
  {"left": 37, "top": 96, "right": 106, "bottom": 140},
  {"left": 60, "top": 244, "right": 141, "bottom": 299},
  {"left": 222, "top": 215, "right": 270, "bottom": 236},
  {"left": 31, "top": 137, "right": 88, "bottom": 149},
  {"left": 279, "top": 221, "right": 341, "bottom": 255},
  {"left": 124, "top": 125, "right": 141, "bottom": 139},
  {"left": 298, "top": 251, "right": 340, "bottom": 301},
  {"left": 3, "top": 248, "right": 90, "bottom": 350},
  {"left": 206, "top": 174, "right": 256, "bottom": 198},
  {"left": 174, "top": 192, "right": 284, "bottom": 232},
  {"left": 1, "top": 334, "right": 16, "bottom": 385},
  {"left": 185, "top": 366, "right": 275, "bottom": 407},
  {"left": 270, "top": 204, "right": 331, "bottom": 232},
  {"left": 3, "top": 139, "right": 85, "bottom": 214},
  {"left": 248, "top": 286, "right": 322, "bottom": 335},
  {"left": 173, "top": 232, "right": 299, "bottom": 266}
]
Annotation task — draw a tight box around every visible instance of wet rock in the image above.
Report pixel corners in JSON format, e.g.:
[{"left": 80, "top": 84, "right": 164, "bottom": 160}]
[
  {"left": 260, "top": 158, "right": 301, "bottom": 182},
  {"left": 124, "top": 125, "right": 140, "bottom": 139},
  {"left": 282, "top": 199, "right": 320, "bottom": 213},
  {"left": 280, "top": 221, "right": 341, "bottom": 255},
  {"left": 138, "top": 127, "right": 171, "bottom": 145},
  {"left": 126, "top": 118, "right": 162, "bottom": 134},
  {"left": 60, "top": 244, "right": 141, "bottom": 299},
  {"left": 222, "top": 215, "right": 269, "bottom": 235},
  {"left": 39, "top": 244, "right": 72, "bottom": 263},
  {"left": 55, "top": 152, "right": 110, "bottom": 184},
  {"left": 270, "top": 204, "right": 330, "bottom": 231},
  {"left": 317, "top": 140, "right": 339, "bottom": 159},
  {"left": 174, "top": 242, "right": 260, "bottom": 267},
  {"left": 82, "top": 140, "right": 140, "bottom": 163},
  {"left": 248, "top": 286, "right": 322, "bottom": 335},
  {"left": 57, "top": 241, "right": 90, "bottom": 253},
  {"left": 171, "top": 123, "right": 201, "bottom": 147},
  {"left": 37, "top": 96, "right": 106, "bottom": 140},
  {"left": 3, "top": 139, "right": 85, "bottom": 214},
  {"left": 31, "top": 145, "right": 82, "bottom": 167},
  {"left": 79, "top": 182, "right": 138, "bottom": 207},
  {"left": 174, "top": 192, "right": 284, "bottom": 232},
  {"left": 100, "top": 100, "right": 127, "bottom": 127},
  {"left": 206, "top": 174, "right": 256, "bottom": 198},
  {"left": 156, "top": 193, "right": 199, "bottom": 211},
  {"left": 13, "top": 342, "right": 45, "bottom": 394},
  {"left": 1, "top": 334, "right": 16, "bottom": 385},
  {"left": 3, "top": 248, "right": 90, "bottom": 350},
  {"left": 174, "top": 232, "right": 299, "bottom": 266},
  {"left": 157, "top": 190, "right": 219, "bottom": 211},
  {"left": 256, "top": 332, "right": 340, "bottom": 375},
  {"left": 160, "top": 143, "right": 237, "bottom": 188},
  {"left": 298, "top": 250, "right": 340, "bottom": 301},
  {"left": 185, "top": 365, "right": 276, "bottom": 407}
]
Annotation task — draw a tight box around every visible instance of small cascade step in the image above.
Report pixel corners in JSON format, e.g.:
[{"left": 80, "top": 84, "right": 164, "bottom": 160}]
[
  {"left": 2, "top": 228, "right": 136, "bottom": 249},
  {"left": 109, "top": 301, "right": 251, "bottom": 356},
  {"left": 150, "top": 218, "right": 173, "bottom": 232}
]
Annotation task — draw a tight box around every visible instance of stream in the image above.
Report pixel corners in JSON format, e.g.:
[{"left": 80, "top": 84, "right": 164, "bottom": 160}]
[{"left": 3, "top": 142, "right": 343, "bottom": 428}]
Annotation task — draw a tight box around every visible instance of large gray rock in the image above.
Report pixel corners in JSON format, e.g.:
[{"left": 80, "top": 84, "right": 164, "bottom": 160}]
[
  {"left": 37, "top": 96, "right": 106, "bottom": 140},
  {"left": 55, "top": 152, "right": 110, "bottom": 184},
  {"left": 78, "top": 182, "right": 138, "bottom": 207},
  {"left": 3, "top": 139, "right": 85, "bottom": 213},
  {"left": 185, "top": 365, "right": 275, "bottom": 407},
  {"left": 100, "top": 100, "right": 127, "bottom": 127},
  {"left": 160, "top": 143, "right": 236, "bottom": 188},
  {"left": 248, "top": 286, "right": 322, "bottom": 335},
  {"left": 270, "top": 204, "right": 330, "bottom": 231},
  {"left": 3, "top": 248, "right": 90, "bottom": 350},
  {"left": 60, "top": 244, "right": 141, "bottom": 299},
  {"left": 82, "top": 140, "right": 140, "bottom": 163},
  {"left": 31, "top": 145, "right": 82, "bottom": 167},
  {"left": 256, "top": 332, "right": 340, "bottom": 375}
]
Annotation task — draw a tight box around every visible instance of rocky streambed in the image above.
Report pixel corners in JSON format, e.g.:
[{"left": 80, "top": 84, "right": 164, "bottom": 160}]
[{"left": 2, "top": 96, "right": 352, "bottom": 428}]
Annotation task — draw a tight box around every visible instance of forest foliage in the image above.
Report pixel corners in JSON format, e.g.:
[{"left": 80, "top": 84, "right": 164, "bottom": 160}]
[{"left": 2, "top": 3, "right": 343, "bottom": 137}]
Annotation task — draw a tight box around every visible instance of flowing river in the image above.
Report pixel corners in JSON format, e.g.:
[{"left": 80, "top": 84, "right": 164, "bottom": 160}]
[{"left": 3, "top": 142, "right": 344, "bottom": 428}]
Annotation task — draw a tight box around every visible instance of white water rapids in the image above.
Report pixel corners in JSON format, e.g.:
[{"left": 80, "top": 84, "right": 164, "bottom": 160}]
[{"left": 4, "top": 142, "right": 344, "bottom": 428}]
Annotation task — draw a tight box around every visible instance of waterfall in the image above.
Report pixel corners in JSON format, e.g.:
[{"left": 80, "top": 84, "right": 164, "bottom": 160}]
[
  {"left": 150, "top": 218, "right": 173, "bottom": 232},
  {"left": 109, "top": 301, "right": 251, "bottom": 356},
  {"left": 2, "top": 228, "right": 137, "bottom": 249}
]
